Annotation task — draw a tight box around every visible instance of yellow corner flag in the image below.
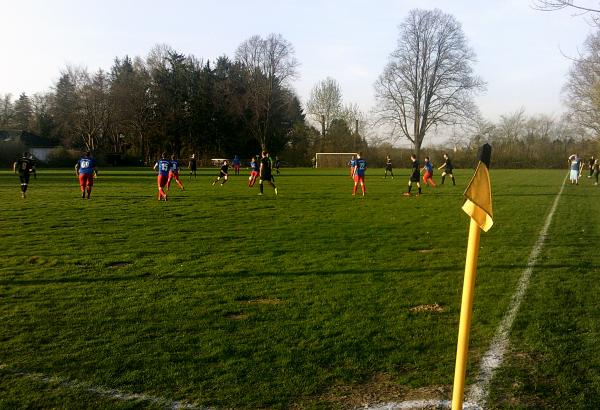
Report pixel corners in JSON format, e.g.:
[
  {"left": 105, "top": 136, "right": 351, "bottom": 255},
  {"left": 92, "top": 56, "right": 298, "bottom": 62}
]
[
  {"left": 452, "top": 144, "right": 493, "bottom": 410},
  {"left": 462, "top": 145, "right": 493, "bottom": 231}
]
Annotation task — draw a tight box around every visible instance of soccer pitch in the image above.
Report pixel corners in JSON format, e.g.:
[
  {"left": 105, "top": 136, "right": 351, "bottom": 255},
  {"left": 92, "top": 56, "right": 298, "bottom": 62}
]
[{"left": 1, "top": 168, "right": 600, "bottom": 409}]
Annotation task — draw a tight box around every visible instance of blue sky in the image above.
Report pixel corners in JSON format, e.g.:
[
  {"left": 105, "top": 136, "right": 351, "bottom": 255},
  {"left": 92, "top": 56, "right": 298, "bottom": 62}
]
[{"left": 1, "top": 0, "right": 594, "bottom": 125}]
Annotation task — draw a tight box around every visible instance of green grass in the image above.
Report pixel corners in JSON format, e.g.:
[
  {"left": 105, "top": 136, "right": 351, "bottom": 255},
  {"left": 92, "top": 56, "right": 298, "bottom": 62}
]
[{"left": 0, "top": 166, "right": 595, "bottom": 408}]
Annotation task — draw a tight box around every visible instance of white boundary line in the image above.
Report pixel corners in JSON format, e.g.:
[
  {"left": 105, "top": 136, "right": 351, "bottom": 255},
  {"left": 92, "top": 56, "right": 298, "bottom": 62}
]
[
  {"left": 367, "top": 175, "right": 567, "bottom": 410},
  {"left": 466, "top": 175, "right": 566, "bottom": 408},
  {"left": 0, "top": 364, "right": 203, "bottom": 409}
]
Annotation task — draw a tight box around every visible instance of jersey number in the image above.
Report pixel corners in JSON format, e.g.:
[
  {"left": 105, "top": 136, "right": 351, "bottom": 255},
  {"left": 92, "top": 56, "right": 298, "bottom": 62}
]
[{"left": 81, "top": 160, "right": 90, "bottom": 168}]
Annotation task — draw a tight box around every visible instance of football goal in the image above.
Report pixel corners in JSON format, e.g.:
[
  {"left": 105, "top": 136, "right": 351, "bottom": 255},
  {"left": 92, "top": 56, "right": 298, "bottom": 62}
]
[{"left": 314, "top": 152, "right": 358, "bottom": 168}]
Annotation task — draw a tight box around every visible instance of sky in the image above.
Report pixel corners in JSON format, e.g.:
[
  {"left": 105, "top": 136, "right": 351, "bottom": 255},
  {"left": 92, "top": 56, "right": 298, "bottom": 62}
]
[{"left": 1, "top": 0, "right": 596, "bottom": 139}]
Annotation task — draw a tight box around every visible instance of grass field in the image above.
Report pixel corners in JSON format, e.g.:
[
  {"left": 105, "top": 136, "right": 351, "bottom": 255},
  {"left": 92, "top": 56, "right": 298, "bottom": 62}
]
[{"left": 1, "top": 166, "right": 599, "bottom": 409}]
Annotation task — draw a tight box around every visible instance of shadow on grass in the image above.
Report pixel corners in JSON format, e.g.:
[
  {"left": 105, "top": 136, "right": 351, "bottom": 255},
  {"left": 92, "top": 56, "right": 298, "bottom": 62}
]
[{"left": 0, "top": 266, "right": 467, "bottom": 286}]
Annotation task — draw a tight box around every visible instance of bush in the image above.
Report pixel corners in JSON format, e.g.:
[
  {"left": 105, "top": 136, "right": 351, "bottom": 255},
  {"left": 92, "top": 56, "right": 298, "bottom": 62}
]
[
  {"left": 46, "top": 147, "right": 80, "bottom": 167},
  {"left": 0, "top": 141, "right": 27, "bottom": 168}
]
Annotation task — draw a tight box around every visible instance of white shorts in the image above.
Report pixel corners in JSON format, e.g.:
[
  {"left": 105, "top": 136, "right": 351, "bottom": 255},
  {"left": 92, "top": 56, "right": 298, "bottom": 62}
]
[{"left": 570, "top": 169, "right": 579, "bottom": 181}]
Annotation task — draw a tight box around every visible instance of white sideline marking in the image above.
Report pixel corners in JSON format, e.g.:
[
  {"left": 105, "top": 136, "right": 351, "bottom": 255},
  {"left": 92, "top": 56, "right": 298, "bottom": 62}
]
[
  {"left": 367, "top": 176, "right": 566, "bottom": 410},
  {"left": 465, "top": 176, "right": 566, "bottom": 407},
  {"left": 0, "top": 363, "right": 202, "bottom": 409}
]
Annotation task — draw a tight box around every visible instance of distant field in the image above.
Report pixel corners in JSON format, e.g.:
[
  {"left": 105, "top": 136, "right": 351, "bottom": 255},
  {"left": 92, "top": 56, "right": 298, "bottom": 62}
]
[{"left": 1, "top": 167, "right": 599, "bottom": 409}]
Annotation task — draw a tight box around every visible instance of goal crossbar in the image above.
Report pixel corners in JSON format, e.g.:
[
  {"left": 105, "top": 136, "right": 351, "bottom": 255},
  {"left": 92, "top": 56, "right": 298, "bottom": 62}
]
[{"left": 315, "top": 152, "right": 358, "bottom": 168}]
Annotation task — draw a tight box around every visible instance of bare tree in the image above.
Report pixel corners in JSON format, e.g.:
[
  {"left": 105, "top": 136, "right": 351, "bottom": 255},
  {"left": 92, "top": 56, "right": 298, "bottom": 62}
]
[
  {"left": 306, "top": 77, "right": 343, "bottom": 136},
  {"left": 532, "top": 0, "right": 600, "bottom": 13},
  {"left": 564, "top": 31, "right": 600, "bottom": 135},
  {"left": 235, "top": 33, "right": 299, "bottom": 151},
  {"left": 374, "top": 8, "right": 485, "bottom": 158}
]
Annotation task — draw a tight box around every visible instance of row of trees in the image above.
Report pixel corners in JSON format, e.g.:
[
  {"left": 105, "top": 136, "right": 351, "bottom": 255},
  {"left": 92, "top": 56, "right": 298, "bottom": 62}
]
[{"left": 2, "top": 6, "right": 600, "bottom": 168}]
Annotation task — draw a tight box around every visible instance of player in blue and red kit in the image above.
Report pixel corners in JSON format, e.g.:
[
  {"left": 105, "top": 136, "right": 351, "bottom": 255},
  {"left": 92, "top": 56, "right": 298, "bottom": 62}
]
[
  {"left": 153, "top": 153, "right": 170, "bottom": 201},
  {"left": 349, "top": 155, "right": 357, "bottom": 179},
  {"left": 75, "top": 151, "right": 97, "bottom": 199},
  {"left": 421, "top": 156, "right": 436, "bottom": 187},
  {"left": 232, "top": 155, "right": 241, "bottom": 175},
  {"left": 352, "top": 152, "right": 367, "bottom": 196},
  {"left": 248, "top": 156, "right": 259, "bottom": 187},
  {"left": 167, "top": 154, "right": 185, "bottom": 191}
]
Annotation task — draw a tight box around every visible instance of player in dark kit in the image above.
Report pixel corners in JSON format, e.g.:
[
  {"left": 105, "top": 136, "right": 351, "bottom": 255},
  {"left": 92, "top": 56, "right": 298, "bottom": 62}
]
[
  {"left": 384, "top": 155, "right": 394, "bottom": 179},
  {"left": 212, "top": 160, "right": 229, "bottom": 185},
  {"left": 75, "top": 151, "right": 97, "bottom": 199},
  {"left": 153, "top": 153, "right": 170, "bottom": 201},
  {"left": 13, "top": 152, "right": 36, "bottom": 198},
  {"left": 404, "top": 154, "right": 421, "bottom": 196},
  {"left": 352, "top": 152, "right": 367, "bottom": 196},
  {"left": 438, "top": 153, "right": 456, "bottom": 185},
  {"left": 188, "top": 154, "right": 197, "bottom": 180},
  {"left": 259, "top": 151, "right": 277, "bottom": 195},
  {"left": 167, "top": 154, "right": 185, "bottom": 191}
]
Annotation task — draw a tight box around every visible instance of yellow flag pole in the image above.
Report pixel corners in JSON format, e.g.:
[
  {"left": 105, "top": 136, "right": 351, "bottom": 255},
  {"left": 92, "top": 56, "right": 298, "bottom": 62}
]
[{"left": 451, "top": 217, "right": 482, "bottom": 410}]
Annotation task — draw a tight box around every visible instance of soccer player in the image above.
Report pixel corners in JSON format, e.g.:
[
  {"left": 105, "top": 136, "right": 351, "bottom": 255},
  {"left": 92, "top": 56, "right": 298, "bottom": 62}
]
[
  {"left": 167, "top": 154, "right": 185, "bottom": 191},
  {"left": 352, "top": 152, "right": 367, "bottom": 196},
  {"left": 75, "top": 151, "right": 97, "bottom": 199},
  {"left": 568, "top": 154, "right": 583, "bottom": 185},
  {"left": 404, "top": 154, "right": 421, "bottom": 196},
  {"left": 588, "top": 156, "right": 595, "bottom": 178},
  {"left": 13, "top": 152, "right": 36, "bottom": 198},
  {"left": 212, "top": 160, "right": 229, "bottom": 185},
  {"left": 153, "top": 152, "right": 170, "bottom": 201},
  {"left": 274, "top": 156, "right": 281, "bottom": 175},
  {"left": 593, "top": 158, "right": 599, "bottom": 186},
  {"left": 232, "top": 155, "right": 241, "bottom": 175},
  {"left": 259, "top": 151, "right": 277, "bottom": 195},
  {"left": 349, "top": 155, "right": 357, "bottom": 179},
  {"left": 248, "top": 156, "right": 259, "bottom": 187},
  {"left": 384, "top": 154, "right": 394, "bottom": 179},
  {"left": 188, "top": 154, "right": 197, "bottom": 180},
  {"left": 422, "top": 156, "right": 436, "bottom": 187},
  {"left": 438, "top": 153, "right": 456, "bottom": 186}
]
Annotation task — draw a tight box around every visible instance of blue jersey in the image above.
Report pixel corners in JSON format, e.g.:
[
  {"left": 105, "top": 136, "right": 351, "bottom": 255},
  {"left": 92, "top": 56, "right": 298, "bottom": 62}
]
[
  {"left": 424, "top": 162, "right": 433, "bottom": 173},
  {"left": 233, "top": 156, "right": 241, "bottom": 166},
  {"left": 355, "top": 158, "right": 367, "bottom": 176},
  {"left": 349, "top": 159, "right": 356, "bottom": 168},
  {"left": 155, "top": 159, "right": 171, "bottom": 176},
  {"left": 250, "top": 160, "right": 259, "bottom": 172},
  {"left": 77, "top": 157, "right": 95, "bottom": 175},
  {"left": 170, "top": 160, "right": 180, "bottom": 173},
  {"left": 570, "top": 159, "right": 580, "bottom": 171}
]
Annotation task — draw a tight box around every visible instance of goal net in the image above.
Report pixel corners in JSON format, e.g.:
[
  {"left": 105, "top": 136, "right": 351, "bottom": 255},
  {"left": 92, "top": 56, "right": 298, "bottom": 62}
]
[{"left": 314, "top": 152, "right": 358, "bottom": 168}]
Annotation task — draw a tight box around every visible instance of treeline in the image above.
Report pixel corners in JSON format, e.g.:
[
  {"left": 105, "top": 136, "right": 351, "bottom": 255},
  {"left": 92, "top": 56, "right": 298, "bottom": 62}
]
[{"left": 0, "top": 37, "right": 353, "bottom": 166}]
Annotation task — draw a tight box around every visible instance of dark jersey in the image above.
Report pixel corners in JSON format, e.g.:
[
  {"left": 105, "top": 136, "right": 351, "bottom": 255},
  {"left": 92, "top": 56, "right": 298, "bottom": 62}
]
[
  {"left": 410, "top": 160, "right": 420, "bottom": 182},
  {"left": 260, "top": 157, "right": 272, "bottom": 178},
  {"left": 220, "top": 164, "right": 229, "bottom": 175},
  {"left": 16, "top": 157, "right": 34, "bottom": 175},
  {"left": 444, "top": 158, "right": 453, "bottom": 171},
  {"left": 189, "top": 158, "right": 197, "bottom": 170}
]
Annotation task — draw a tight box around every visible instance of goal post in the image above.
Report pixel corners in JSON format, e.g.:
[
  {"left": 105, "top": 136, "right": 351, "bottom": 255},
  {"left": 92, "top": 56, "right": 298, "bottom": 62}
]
[{"left": 314, "top": 152, "right": 358, "bottom": 168}]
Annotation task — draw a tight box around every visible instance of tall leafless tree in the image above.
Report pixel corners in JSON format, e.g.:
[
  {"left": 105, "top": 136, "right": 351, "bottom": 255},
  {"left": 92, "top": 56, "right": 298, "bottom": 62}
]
[
  {"left": 306, "top": 77, "right": 343, "bottom": 136},
  {"left": 374, "top": 9, "right": 485, "bottom": 158},
  {"left": 235, "top": 33, "right": 299, "bottom": 151},
  {"left": 564, "top": 31, "right": 600, "bottom": 135}
]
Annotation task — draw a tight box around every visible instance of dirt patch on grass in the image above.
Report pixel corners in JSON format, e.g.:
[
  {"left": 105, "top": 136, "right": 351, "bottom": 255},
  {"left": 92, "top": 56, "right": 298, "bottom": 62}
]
[
  {"left": 243, "top": 298, "right": 283, "bottom": 305},
  {"left": 410, "top": 303, "right": 445, "bottom": 313},
  {"left": 226, "top": 311, "right": 249, "bottom": 320},
  {"left": 292, "top": 373, "right": 451, "bottom": 409},
  {"left": 107, "top": 261, "right": 131, "bottom": 268}
]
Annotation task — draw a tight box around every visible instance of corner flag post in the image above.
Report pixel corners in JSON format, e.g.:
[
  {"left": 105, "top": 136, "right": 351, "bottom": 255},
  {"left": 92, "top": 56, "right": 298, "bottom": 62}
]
[{"left": 451, "top": 144, "right": 493, "bottom": 410}]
